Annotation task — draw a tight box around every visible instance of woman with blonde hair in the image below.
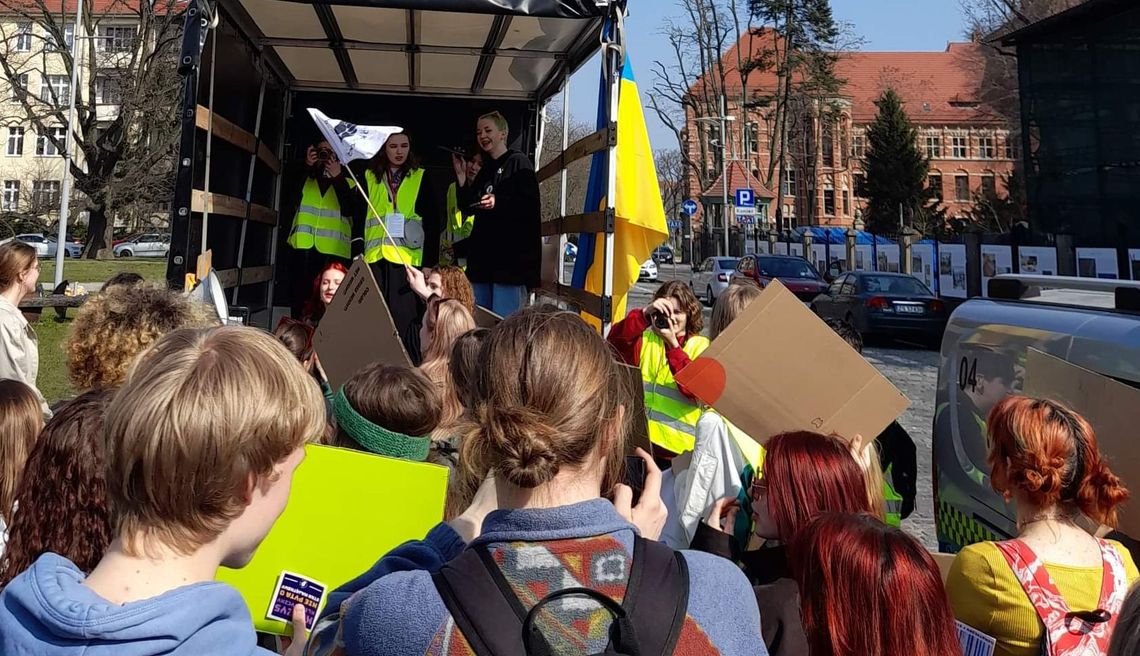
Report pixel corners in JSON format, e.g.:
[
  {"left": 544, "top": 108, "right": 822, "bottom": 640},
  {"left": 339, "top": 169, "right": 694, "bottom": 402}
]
[
  {"left": 418, "top": 297, "right": 475, "bottom": 438},
  {"left": 947, "top": 396, "right": 1136, "bottom": 656},
  {"left": 0, "top": 379, "right": 46, "bottom": 558},
  {"left": 65, "top": 283, "right": 214, "bottom": 391},
  {"left": 0, "top": 242, "right": 47, "bottom": 416}
]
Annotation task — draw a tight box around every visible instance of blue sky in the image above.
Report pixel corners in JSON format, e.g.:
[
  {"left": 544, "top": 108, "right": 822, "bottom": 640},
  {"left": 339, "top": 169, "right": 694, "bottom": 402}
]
[{"left": 562, "top": 0, "right": 969, "bottom": 148}]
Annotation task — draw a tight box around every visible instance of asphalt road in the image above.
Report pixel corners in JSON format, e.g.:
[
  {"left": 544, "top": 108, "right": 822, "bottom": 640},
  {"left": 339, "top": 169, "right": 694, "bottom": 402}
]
[{"left": 617, "top": 261, "right": 939, "bottom": 549}]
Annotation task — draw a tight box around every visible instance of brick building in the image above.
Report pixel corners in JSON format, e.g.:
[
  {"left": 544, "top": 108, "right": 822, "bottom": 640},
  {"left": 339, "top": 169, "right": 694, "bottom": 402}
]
[{"left": 686, "top": 30, "right": 1016, "bottom": 243}]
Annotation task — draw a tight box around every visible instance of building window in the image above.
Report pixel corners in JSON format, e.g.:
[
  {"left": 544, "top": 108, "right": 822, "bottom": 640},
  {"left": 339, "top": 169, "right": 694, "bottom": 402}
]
[
  {"left": 852, "top": 133, "right": 866, "bottom": 159},
  {"left": 979, "top": 137, "right": 995, "bottom": 159},
  {"left": 32, "top": 180, "right": 61, "bottom": 208},
  {"left": 925, "top": 135, "right": 942, "bottom": 159},
  {"left": 40, "top": 75, "right": 70, "bottom": 107},
  {"left": 823, "top": 189, "right": 835, "bottom": 216},
  {"left": 852, "top": 173, "right": 867, "bottom": 197},
  {"left": 6, "top": 126, "right": 23, "bottom": 156},
  {"left": 9, "top": 73, "right": 28, "bottom": 102},
  {"left": 952, "top": 136, "right": 968, "bottom": 159},
  {"left": 981, "top": 174, "right": 997, "bottom": 198},
  {"left": 822, "top": 124, "right": 835, "bottom": 168},
  {"left": 843, "top": 189, "right": 851, "bottom": 216},
  {"left": 706, "top": 124, "right": 723, "bottom": 172},
  {"left": 928, "top": 174, "right": 943, "bottom": 200},
  {"left": 99, "top": 26, "right": 137, "bottom": 52},
  {"left": 13, "top": 22, "right": 32, "bottom": 52},
  {"left": 745, "top": 122, "right": 760, "bottom": 157},
  {"left": 1005, "top": 138, "right": 1016, "bottom": 160},
  {"left": 1, "top": 181, "right": 18, "bottom": 211},
  {"left": 49, "top": 23, "right": 74, "bottom": 51},
  {"left": 36, "top": 127, "right": 65, "bottom": 156},
  {"left": 955, "top": 174, "right": 970, "bottom": 201},
  {"left": 95, "top": 75, "right": 123, "bottom": 104},
  {"left": 783, "top": 169, "right": 797, "bottom": 197}
]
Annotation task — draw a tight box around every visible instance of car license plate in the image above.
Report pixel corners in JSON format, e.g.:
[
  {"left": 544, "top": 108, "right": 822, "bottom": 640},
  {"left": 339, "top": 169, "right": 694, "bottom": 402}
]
[{"left": 896, "top": 305, "right": 924, "bottom": 314}]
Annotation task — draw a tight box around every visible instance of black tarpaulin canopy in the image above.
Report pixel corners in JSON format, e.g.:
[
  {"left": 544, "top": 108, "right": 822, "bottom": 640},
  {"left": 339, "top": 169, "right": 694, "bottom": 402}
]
[{"left": 223, "top": 0, "right": 615, "bottom": 99}]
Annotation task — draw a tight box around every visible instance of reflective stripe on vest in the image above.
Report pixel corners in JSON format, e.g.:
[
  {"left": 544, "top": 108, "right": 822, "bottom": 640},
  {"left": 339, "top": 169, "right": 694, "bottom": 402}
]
[
  {"left": 640, "top": 331, "right": 711, "bottom": 454},
  {"left": 884, "top": 476, "right": 903, "bottom": 527},
  {"left": 288, "top": 178, "right": 351, "bottom": 258},
  {"left": 441, "top": 182, "right": 474, "bottom": 267},
  {"left": 362, "top": 168, "right": 424, "bottom": 267}
]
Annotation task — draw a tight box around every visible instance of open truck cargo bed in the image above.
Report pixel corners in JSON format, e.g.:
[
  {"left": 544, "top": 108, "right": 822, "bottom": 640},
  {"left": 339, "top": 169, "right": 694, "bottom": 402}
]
[{"left": 168, "top": 0, "right": 622, "bottom": 328}]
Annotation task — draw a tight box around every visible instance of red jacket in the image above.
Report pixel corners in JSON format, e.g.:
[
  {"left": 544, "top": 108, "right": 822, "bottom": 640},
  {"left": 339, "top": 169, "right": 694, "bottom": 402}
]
[{"left": 607, "top": 309, "right": 699, "bottom": 401}]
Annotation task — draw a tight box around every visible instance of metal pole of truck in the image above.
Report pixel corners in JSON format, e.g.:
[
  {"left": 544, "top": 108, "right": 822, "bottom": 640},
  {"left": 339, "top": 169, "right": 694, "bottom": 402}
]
[
  {"left": 559, "top": 80, "right": 570, "bottom": 286},
  {"left": 54, "top": 0, "right": 83, "bottom": 288},
  {"left": 721, "top": 94, "right": 729, "bottom": 258},
  {"left": 600, "top": 15, "right": 622, "bottom": 337}
]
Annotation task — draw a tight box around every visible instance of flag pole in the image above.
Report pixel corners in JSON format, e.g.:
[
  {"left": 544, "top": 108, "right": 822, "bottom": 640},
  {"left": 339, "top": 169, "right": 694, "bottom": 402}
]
[{"left": 341, "top": 164, "right": 412, "bottom": 269}]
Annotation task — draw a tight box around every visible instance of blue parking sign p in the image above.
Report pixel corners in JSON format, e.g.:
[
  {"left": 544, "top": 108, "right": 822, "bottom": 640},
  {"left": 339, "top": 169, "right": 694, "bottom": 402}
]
[{"left": 735, "top": 189, "right": 754, "bottom": 208}]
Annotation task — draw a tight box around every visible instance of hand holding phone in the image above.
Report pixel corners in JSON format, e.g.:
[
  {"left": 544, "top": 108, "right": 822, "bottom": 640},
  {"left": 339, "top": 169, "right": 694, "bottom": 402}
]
[{"left": 622, "top": 455, "right": 648, "bottom": 506}]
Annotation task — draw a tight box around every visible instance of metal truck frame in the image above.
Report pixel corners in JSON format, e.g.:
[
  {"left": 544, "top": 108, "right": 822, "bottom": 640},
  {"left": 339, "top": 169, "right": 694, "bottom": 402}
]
[{"left": 168, "top": 0, "right": 625, "bottom": 331}]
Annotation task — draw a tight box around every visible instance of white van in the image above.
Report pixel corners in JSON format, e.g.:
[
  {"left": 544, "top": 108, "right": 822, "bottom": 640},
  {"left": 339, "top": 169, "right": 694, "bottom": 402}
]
[{"left": 933, "top": 274, "right": 1140, "bottom": 552}]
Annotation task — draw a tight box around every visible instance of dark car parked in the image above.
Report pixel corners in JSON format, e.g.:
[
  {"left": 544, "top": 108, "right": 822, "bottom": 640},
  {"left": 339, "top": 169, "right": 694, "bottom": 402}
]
[
  {"left": 810, "top": 271, "right": 947, "bottom": 345},
  {"left": 734, "top": 254, "right": 829, "bottom": 302}
]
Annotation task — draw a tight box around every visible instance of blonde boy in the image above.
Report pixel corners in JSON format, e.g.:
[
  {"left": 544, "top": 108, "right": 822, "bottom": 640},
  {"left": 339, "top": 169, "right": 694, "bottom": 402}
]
[{"left": 0, "top": 326, "right": 324, "bottom": 655}]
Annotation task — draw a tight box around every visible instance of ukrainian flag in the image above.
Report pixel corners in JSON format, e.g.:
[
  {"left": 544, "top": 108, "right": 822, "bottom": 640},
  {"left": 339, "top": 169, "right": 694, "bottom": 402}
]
[{"left": 571, "top": 56, "right": 667, "bottom": 332}]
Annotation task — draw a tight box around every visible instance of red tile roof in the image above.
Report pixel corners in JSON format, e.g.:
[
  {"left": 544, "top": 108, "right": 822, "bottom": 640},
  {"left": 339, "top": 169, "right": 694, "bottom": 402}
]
[
  {"left": 1, "top": 0, "right": 165, "bottom": 16},
  {"left": 701, "top": 160, "right": 776, "bottom": 200},
  {"left": 695, "top": 29, "right": 1001, "bottom": 127}
]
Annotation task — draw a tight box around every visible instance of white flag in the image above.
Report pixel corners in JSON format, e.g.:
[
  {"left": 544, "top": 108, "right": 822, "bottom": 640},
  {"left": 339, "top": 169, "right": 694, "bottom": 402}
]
[{"left": 307, "top": 108, "right": 402, "bottom": 163}]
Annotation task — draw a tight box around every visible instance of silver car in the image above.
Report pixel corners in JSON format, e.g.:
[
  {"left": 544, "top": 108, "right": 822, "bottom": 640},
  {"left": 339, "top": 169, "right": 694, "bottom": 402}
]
[
  {"left": 691, "top": 257, "right": 738, "bottom": 305},
  {"left": 934, "top": 274, "right": 1140, "bottom": 553},
  {"left": 114, "top": 233, "right": 170, "bottom": 258}
]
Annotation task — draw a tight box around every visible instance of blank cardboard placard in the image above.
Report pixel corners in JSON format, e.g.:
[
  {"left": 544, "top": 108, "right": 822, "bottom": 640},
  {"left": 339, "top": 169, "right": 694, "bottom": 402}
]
[
  {"left": 675, "top": 279, "right": 909, "bottom": 445},
  {"left": 216, "top": 444, "right": 448, "bottom": 635},
  {"left": 474, "top": 305, "right": 503, "bottom": 329},
  {"left": 618, "top": 363, "right": 651, "bottom": 454},
  {"left": 1023, "top": 349, "right": 1140, "bottom": 537},
  {"left": 930, "top": 552, "right": 956, "bottom": 583},
  {"left": 314, "top": 257, "right": 410, "bottom": 390}
]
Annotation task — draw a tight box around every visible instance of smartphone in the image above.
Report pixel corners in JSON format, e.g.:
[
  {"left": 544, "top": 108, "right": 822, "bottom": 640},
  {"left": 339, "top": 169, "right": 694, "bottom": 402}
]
[{"left": 622, "top": 455, "right": 647, "bottom": 506}]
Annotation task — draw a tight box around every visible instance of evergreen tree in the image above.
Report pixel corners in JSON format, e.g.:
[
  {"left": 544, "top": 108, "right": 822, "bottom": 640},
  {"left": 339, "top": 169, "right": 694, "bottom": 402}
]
[{"left": 863, "top": 88, "right": 929, "bottom": 235}]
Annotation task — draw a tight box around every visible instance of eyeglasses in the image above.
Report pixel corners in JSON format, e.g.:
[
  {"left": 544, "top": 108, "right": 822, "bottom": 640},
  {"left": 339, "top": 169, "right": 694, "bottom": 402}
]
[{"left": 750, "top": 478, "right": 768, "bottom": 500}]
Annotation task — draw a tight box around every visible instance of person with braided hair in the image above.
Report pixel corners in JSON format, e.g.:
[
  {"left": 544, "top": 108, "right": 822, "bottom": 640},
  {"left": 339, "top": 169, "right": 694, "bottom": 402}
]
[{"left": 947, "top": 396, "right": 1137, "bottom": 656}]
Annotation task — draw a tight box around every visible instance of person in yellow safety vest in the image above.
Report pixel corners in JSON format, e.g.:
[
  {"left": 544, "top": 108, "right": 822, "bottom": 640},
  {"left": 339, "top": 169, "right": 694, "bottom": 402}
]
[
  {"left": 607, "top": 280, "right": 710, "bottom": 458},
  {"left": 663, "top": 282, "right": 765, "bottom": 550},
  {"left": 353, "top": 132, "right": 441, "bottom": 362},
  {"left": 287, "top": 139, "right": 354, "bottom": 319},
  {"left": 441, "top": 151, "right": 482, "bottom": 268}
]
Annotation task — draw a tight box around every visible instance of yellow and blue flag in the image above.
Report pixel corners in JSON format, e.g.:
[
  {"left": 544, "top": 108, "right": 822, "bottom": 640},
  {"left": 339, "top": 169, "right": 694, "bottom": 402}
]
[{"left": 571, "top": 56, "right": 667, "bottom": 331}]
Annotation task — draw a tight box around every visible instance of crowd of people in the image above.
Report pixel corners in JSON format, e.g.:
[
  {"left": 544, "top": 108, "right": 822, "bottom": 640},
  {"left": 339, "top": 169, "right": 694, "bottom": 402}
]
[{"left": 0, "top": 219, "right": 1139, "bottom": 654}]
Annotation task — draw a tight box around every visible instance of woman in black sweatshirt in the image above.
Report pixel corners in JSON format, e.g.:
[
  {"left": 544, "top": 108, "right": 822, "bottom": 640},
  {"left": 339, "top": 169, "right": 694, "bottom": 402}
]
[{"left": 451, "top": 111, "right": 541, "bottom": 317}]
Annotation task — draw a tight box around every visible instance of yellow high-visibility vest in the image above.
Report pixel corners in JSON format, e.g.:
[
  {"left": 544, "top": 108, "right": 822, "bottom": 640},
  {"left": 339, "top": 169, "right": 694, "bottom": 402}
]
[
  {"left": 441, "top": 182, "right": 475, "bottom": 267},
  {"left": 641, "top": 331, "right": 711, "bottom": 454},
  {"left": 287, "top": 178, "right": 352, "bottom": 259},
  {"left": 360, "top": 168, "right": 425, "bottom": 267}
]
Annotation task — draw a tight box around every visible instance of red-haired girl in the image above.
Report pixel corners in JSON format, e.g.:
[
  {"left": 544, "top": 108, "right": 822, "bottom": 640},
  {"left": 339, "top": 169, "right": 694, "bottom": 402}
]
[
  {"left": 693, "top": 430, "right": 873, "bottom": 656},
  {"left": 302, "top": 261, "right": 348, "bottom": 325},
  {"left": 947, "top": 396, "right": 1137, "bottom": 656},
  {"left": 794, "top": 512, "right": 961, "bottom": 656}
]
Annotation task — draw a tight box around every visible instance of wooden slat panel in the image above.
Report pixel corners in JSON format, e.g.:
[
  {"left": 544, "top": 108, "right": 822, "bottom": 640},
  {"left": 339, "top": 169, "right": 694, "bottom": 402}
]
[
  {"left": 195, "top": 106, "right": 281, "bottom": 174},
  {"left": 537, "top": 281, "right": 606, "bottom": 320},
  {"left": 191, "top": 190, "right": 277, "bottom": 226},
  {"left": 540, "top": 211, "right": 607, "bottom": 237},
  {"left": 215, "top": 265, "right": 273, "bottom": 289},
  {"left": 536, "top": 128, "right": 608, "bottom": 184}
]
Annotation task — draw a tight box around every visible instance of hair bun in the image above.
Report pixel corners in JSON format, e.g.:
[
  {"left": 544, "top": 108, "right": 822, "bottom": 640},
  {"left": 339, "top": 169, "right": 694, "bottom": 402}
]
[{"left": 483, "top": 405, "right": 560, "bottom": 488}]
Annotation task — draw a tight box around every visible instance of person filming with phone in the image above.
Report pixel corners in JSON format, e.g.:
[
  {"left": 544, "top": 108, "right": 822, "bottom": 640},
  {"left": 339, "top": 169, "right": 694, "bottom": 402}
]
[
  {"left": 287, "top": 138, "right": 354, "bottom": 318},
  {"left": 607, "top": 281, "right": 709, "bottom": 461}
]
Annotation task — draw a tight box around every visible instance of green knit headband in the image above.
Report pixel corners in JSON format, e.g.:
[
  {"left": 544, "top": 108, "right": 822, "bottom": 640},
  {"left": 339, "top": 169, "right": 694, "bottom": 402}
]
[{"left": 333, "top": 388, "right": 431, "bottom": 462}]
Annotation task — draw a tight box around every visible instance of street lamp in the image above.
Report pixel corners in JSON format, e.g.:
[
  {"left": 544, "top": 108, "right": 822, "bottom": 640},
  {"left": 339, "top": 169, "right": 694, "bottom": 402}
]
[{"left": 695, "top": 97, "right": 736, "bottom": 257}]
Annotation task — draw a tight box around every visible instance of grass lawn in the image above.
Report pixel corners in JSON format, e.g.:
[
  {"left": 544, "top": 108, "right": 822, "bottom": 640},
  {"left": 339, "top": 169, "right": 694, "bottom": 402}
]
[
  {"left": 40, "top": 258, "right": 166, "bottom": 285},
  {"left": 34, "top": 311, "right": 75, "bottom": 404}
]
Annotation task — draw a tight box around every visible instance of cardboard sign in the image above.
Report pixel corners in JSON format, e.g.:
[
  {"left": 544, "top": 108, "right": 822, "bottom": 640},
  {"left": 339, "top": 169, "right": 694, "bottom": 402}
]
[
  {"left": 930, "top": 552, "right": 956, "bottom": 583},
  {"left": 474, "top": 305, "right": 503, "bottom": 329},
  {"left": 314, "top": 257, "right": 410, "bottom": 390},
  {"left": 674, "top": 279, "right": 909, "bottom": 445},
  {"left": 216, "top": 444, "right": 448, "bottom": 635},
  {"left": 1023, "top": 349, "right": 1140, "bottom": 536},
  {"left": 618, "top": 363, "right": 651, "bottom": 454}
]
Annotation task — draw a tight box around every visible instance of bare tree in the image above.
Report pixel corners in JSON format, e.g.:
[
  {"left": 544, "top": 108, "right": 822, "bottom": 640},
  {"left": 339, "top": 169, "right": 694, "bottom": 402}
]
[
  {"left": 537, "top": 107, "right": 592, "bottom": 223},
  {"left": 0, "top": 0, "right": 182, "bottom": 258},
  {"left": 655, "top": 148, "right": 685, "bottom": 220}
]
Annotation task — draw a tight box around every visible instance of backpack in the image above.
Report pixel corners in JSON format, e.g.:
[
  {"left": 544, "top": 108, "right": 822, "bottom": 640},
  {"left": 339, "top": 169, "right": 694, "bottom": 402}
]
[
  {"left": 995, "top": 538, "right": 1129, "bottom": 656},
  {"left": 431, "top": 536, "right": 690, "bottom": 656}
]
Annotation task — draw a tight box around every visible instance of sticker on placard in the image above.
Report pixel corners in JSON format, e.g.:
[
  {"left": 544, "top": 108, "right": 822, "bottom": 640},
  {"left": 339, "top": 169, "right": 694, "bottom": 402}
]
[
  {"left": 956, "top": 620, "right": 996, "bottom": 656},
  {"left": 266, "top": 571, "right": 327, "bottom": 630}
]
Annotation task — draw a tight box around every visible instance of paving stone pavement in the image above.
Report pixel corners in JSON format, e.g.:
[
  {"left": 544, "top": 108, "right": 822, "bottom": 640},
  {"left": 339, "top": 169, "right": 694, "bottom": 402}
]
[{"left": 864, "top": 345, "right": 941, "bottom": 549}]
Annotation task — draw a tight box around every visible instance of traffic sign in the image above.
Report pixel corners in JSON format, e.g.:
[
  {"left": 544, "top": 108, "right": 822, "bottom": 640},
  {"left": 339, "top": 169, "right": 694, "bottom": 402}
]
[
  {"left": 737, "top": 215, "right": 756, "bottom": 226},
  {"left": 734, "top": 188, "right": 755, "bottom": 209},
  {"left": 682, "top": 199, "right": 698, "bottom": 216},
  {"left": 735, "top": 206, "right": 757, "bottom": 217},
  {"left": 667, "top": 219, "right": 683, "bottom": 230}
]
